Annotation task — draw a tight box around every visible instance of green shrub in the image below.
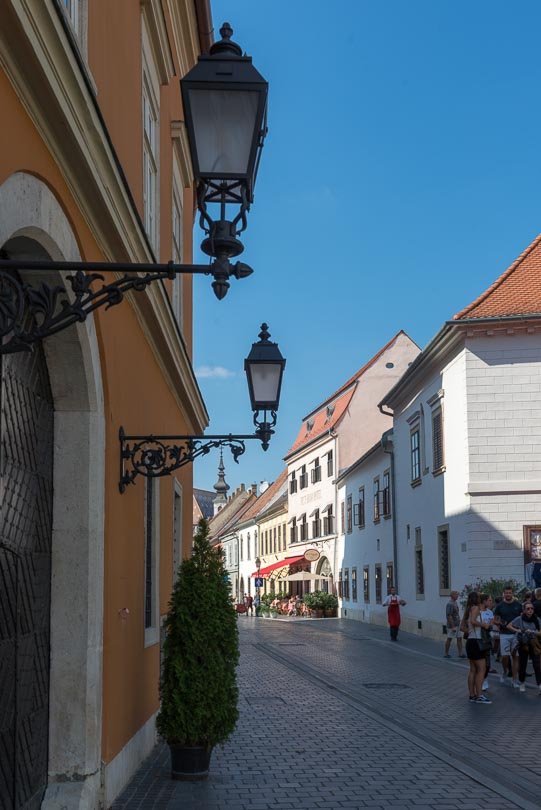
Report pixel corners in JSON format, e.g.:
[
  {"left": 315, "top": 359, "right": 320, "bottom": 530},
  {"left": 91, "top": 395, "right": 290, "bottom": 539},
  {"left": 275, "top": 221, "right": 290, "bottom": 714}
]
[
  {"left": 156, "top": 518, "right": 239, "bottom": 748},
  {"left": 460, "top": 577, "right": 524, "bottom": 605}
]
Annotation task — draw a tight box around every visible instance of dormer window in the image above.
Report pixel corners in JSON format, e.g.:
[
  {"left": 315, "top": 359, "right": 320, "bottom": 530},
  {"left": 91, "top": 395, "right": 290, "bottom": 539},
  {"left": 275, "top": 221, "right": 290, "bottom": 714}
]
[
  {"left": 326, "top": 404, "right": 335, "bottom": 420},
  {"left": 305, "top": 418, "right": 314, "bottom": 434}
]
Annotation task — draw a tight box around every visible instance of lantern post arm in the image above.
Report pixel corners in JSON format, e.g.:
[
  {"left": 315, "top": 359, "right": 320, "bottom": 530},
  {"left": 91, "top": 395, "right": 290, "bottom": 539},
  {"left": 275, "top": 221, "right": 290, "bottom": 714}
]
[
  {"left": 118, "top": 426, "right": 272, "bottom": 493},
  {"left": 0, "top": 256, "right": 253, "bottom": 354}
]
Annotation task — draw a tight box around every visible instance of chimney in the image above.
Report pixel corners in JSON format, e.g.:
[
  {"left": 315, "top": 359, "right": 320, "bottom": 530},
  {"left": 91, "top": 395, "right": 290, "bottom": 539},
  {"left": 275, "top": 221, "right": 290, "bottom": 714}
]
[
  {"left": 260, "top": 480, "right": 269, "bottom": 493},
  {"left": 251, "top": 483, "right": 257, "bottom": 495}
]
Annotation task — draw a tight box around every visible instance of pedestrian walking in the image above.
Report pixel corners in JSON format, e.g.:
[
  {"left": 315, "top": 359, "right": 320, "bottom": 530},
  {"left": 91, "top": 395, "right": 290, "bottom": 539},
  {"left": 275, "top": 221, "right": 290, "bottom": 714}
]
[
  {"left": 463, "top": 591, "right": 492, "bottom": 704},
  {"left": 382, "top": 587, "right": 406, "bottom": 641},
  {"left": 532, "top": 588, "right": 541, "bottom": 619},
  {"left": 444, "top": 590, "right": 466, "bottom": 658},
  {"left": 243, "top": 593, "right": 254, "bottom": 616},
  {"left": 494, "top": 585, "right": 522, "bottom": 688},
  {"left": 479, "top": 593, "right": 495, "bottom": 691},
  {"left": 509, "top": 602, "right": 541, "bottom": 694}
]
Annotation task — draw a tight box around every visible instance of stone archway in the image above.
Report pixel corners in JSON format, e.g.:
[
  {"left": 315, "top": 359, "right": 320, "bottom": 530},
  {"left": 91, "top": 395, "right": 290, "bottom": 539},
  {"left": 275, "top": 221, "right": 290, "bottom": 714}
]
[
  {"left": 0, "top": 172, "right": 105, "bottom": 809},
  {"left": 316, "top": 556, "right": 332, "bottom": 593}
]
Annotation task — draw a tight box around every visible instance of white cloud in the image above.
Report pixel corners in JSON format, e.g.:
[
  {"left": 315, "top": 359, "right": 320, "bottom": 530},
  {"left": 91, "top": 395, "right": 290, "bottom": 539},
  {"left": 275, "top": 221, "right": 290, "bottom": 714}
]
[{"left": 195, "top": 365, "right": 235, "bottom": 379}]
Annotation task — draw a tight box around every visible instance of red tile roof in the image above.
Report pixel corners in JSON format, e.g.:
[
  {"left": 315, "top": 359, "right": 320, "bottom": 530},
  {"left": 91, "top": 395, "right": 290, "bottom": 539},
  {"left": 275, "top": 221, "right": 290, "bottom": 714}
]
[
  {"left": 239, "top": 469, "right": 288, "bottom": 522},
  {"left": 454, "top": 233, "right": 541, "bottom": 320},
  {"left": 285, "top": 387, "right": 355, "bottom": 458}
]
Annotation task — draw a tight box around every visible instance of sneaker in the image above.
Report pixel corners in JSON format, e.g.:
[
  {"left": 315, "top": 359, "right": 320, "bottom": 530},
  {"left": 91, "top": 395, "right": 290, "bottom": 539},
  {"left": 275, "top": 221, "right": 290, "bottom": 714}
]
[
  {"left": 519, "top": 683, "right": 526, "bottom": 693},
  {"left": 459, "top": 654, "right": 467, "bottom": 659},
  {"left": 500, "top": 675, "right": 506, "bottom": 684},
  {"left": 482, "top": 680, "right": 489, "bottom": 691},
  {"left": 513, "top": 680, "right": 520, "bottom": 689},
  {"left": 468, "top": 695, "right": 477, "bottom": 701},
  {"left": 475, "top": 695, "right": 492, "bottom": 704},
  {"left": 443, "top": 654, "right": 451, "bottom": 658}
]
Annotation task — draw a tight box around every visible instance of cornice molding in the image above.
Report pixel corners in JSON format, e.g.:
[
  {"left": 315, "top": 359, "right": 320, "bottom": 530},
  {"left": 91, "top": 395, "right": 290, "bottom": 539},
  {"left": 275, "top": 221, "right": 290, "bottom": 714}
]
[{"left": 140, "top": 0, "right": 175, "bottom": 84}]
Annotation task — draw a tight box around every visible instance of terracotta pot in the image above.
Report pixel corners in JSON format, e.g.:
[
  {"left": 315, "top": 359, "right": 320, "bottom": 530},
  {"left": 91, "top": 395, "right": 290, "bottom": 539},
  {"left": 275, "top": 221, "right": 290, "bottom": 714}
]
[
  {"left": 311, "top": 609, "right": 324, "bottom": 618},
  {"left": 324, "top": 608, "right": 337, "bottom": 618},
  {"left": 169, "top": 744, "right": 212, "bottom": 780}
]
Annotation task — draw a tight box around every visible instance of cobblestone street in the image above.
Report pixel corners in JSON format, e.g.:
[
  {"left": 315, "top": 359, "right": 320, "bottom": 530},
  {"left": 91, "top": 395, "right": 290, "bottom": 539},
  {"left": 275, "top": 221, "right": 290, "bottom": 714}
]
[{"left": 113, "top": 618, "right": 540, "bottom": 810}]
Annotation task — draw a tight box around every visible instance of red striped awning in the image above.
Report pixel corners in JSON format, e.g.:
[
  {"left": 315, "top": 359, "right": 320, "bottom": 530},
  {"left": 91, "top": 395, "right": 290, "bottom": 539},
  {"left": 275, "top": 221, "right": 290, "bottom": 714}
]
[{"left": 251, "top": 555, "right": 306, "bottom": 577}]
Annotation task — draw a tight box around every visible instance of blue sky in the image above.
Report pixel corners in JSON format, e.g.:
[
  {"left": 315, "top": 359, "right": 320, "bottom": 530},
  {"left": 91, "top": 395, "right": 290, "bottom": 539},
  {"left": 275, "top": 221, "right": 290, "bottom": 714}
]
[{"left": 192, "top": 0, "right": 541, "bottom": 493}]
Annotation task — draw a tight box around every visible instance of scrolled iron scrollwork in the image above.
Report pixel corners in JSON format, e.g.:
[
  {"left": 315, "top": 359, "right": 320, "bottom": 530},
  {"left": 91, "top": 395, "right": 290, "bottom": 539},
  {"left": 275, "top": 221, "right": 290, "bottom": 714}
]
[{"left": 119, "top": 429, "right": 250, "bottom": 493}]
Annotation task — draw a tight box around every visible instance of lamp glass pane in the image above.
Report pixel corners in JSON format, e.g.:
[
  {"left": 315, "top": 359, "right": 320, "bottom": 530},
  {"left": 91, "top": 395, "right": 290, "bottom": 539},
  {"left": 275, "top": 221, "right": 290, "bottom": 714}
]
[
  {"left": 189, "top": 89, "right": 259, "bottom": 176},
  {"left": 249, "top": 363, "right": 281, "bottom": 405}
]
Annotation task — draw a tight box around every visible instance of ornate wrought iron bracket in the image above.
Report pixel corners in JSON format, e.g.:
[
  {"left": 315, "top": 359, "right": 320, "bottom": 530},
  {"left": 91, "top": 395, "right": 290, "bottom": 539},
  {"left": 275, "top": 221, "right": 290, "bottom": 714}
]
[
  {"left": 118, "top": 421, "right": 274, "bottom": 493},
  {"left": 0, "top": 256, "right": 253, "bottom": 354}
]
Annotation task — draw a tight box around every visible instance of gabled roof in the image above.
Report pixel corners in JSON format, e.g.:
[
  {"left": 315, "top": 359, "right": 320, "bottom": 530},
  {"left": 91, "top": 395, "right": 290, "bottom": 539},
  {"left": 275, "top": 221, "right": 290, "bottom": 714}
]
[
  {"left": 193, "top": 488, "right": 214, "bottom": 522},
  {"left": 285, "top": 330, "right": 413, "bottom": 459},
  {"left": 454, "top": 233, "right": 541, "bottom": 320},
  {"left": 236, "top": 470, "right": 288, "bottom": 525},
  {"left": 285, "top": 388, "right": 355, "bottom": 459}
]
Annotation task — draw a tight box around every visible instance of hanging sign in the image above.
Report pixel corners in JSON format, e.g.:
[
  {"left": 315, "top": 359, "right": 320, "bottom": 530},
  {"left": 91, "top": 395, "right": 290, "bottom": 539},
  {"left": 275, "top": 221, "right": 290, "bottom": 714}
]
[{"left": 304, "top": 548, "right": 320, "bottom": 562}]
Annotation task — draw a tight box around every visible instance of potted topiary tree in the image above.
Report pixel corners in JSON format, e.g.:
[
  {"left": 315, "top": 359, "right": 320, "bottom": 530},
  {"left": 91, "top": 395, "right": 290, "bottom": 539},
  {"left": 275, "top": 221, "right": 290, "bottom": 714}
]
[{"left": 157, "top": 518, "right": 239, "bottom": 780}]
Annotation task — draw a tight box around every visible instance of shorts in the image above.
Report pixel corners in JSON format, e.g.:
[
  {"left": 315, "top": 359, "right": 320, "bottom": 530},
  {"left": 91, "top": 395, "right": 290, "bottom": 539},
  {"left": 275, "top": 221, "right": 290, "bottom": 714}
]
[
  {"left": 466, "top": 638, "right": 486, "bottom": 661},
  {"left": 500, "top": 634, "right": 516, "bottom": 657},
  {"left": 446, "top": 628, "right": 463, "bottom": 639}
]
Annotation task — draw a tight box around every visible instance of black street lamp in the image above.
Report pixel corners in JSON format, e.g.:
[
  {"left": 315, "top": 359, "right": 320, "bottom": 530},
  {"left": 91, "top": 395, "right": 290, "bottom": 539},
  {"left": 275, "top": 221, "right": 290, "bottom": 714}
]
[
  {"left": 0, "top": 23, "right": 268, "bottom": 353},
  {"left": 119, "top": 324, "right": 286, "bottom": 492},
  {"left": 181, "top": 22, "right": 268, "bottom": 299}
]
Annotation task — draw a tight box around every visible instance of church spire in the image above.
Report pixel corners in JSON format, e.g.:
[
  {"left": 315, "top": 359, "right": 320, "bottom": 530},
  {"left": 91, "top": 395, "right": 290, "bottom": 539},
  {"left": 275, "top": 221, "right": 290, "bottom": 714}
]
[{"left": 213, "top": 450, "right": 230, "bottom": 515}]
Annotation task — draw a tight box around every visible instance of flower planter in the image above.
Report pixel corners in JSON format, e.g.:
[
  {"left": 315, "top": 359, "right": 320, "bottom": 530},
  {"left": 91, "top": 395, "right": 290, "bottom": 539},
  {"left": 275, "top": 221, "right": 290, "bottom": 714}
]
[
  {"left": 311, "top": 609, "right": 324, "bottom": 619},
  {"left": 169, "top": 744, "right": 212, "bottom": 781},
  {"left": 324, "top": 608, "right": 337, "bottom": 618}
]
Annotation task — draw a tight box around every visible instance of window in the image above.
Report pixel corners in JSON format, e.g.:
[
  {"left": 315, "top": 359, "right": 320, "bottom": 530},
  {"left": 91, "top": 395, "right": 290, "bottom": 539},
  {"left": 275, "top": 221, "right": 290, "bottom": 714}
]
[
  {"left": 432, "top": 407, "right": 444, "bottom": 472},
  {"left": 240, "top": 537, "right": 244, "bottom": 561},
  {"left": 171, "top": 167, "right": 184, "bottom": 329},
  {"left": 343, "top": 568, "right": 350, "bottom": 600},
  {"left": 352, "top": 567, "right": 358, "bottom": 602},
  {"left": 265, "top": 530, "right": 269, "bottom": 555},
  {"left": 323, "top": 507, "right": 334, "bottom": 536},
  {"left": 382, "top": 470, "right": 391, "bottom": 517},
  {"left": 410, "top": 429, "right": 421, "bottom": 483},
  {"left": 144, "top": 478, "right": 160, "bottom": 645},
  {"left": 282, "top": 523, "right": 286, "bottom": 550},
  {"left": 277, "top": 525, "right": 281, "bottom": 551},
  {"left": 386, "top": 562, "right": 394, "bottom": 594},
  {"left": 327, "top": 450, "right": 333, "bottom": 477},
  {"left": 438, "top": 525, "right": 450, "bottom": 595},
  {"left": 363, "top": 566, "right": 370, "bottom": 602},
  {"left": 62, "top": 0, "right": 80, "bottom": 30},
  {"left": 290, "top": 518, "right": 297, "bottom": 544},
  {"left": 338, "top": 569, "right": 343, "bottom": 598},
  {"left": 340, "top": 501, "right": 345, "bottom": 534},
  {"left": 373, "top": 477, "right": 380, "bottom": 522},
  {"left": 312, "top": 509, "right": 321, "bottom": 539},
  {"left": 300, "top": 514, "right": 308, "bottom": 542},
  {"left": 311, "top": 458, "right": 321, "bottom": 484},
  {"left": 375, "top": 564, "right": 382, "bottom": 604},
  {"left": 299, "top": 465, "right": 308, "bottom": 489},
  {"left": 415, "top": 527, "right": 424, "bottom": 597},
  {"left": 247, "top": 533, "right": 251, "bottom": 560},
  {"left": 359, "top": 488, "right": 365, "bottom": 528},
  {"left": 290, "top": 471, "right": 297, "bottom": 494},
  {"left": 142, "top": 72, "right": 159, "bottom": 251},
  {"left": 273, "top": 527, "right": 277, "bottom": 553},
  {"left": 347, "top": 494, "right": 353, "bottom": 533}
]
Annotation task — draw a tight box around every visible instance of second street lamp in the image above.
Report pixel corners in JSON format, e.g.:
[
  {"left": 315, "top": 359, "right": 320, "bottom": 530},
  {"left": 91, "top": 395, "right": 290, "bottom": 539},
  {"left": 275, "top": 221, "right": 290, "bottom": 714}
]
[{"left": 119, "top": 324, "right": 286, "bottom": 492}]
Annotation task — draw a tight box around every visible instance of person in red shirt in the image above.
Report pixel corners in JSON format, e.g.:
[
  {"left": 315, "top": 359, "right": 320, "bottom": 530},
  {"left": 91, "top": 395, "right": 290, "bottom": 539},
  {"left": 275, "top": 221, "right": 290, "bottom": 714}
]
[{"left": 382, "top": 587, "right": 406, "bottom": 641}]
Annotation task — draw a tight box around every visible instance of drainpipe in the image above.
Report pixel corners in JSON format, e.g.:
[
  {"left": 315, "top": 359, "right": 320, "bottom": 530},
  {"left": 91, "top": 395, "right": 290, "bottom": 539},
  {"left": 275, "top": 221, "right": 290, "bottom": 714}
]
[{"left": 381, "top": 429, "right": 399, "bottom": 592}]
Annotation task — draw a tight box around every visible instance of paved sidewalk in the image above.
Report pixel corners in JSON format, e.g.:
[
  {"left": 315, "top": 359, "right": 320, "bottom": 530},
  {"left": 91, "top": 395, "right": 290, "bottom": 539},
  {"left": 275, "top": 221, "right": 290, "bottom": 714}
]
[{"left": 112, "top": 618, "right": 540, "bottom": 810}]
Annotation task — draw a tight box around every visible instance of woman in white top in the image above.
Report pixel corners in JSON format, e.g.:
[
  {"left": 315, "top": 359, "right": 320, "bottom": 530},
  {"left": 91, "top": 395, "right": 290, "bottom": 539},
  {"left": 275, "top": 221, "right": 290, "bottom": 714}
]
[{"left": 464, "top": 591, "right": 492, "bottom": 704}]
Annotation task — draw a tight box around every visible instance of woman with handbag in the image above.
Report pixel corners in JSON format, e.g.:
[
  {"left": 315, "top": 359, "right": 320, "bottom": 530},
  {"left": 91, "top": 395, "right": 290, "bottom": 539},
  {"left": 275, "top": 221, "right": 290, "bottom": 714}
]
[
  {"left": 509, "top": 602, "right": 541, "bottom": 694},
  {"left": 464, "top": 592, "right": 493, "bottom": 704}
]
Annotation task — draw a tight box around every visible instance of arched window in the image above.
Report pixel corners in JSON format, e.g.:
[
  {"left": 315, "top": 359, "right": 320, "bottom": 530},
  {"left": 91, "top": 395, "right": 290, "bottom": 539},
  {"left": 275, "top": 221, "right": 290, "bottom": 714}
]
[{"left": 247, "top": 532, "right": 251, "bottom": 560}]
